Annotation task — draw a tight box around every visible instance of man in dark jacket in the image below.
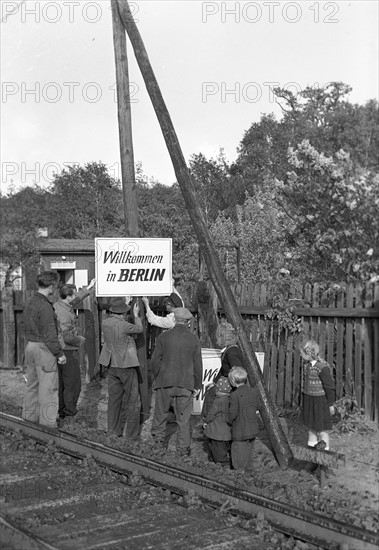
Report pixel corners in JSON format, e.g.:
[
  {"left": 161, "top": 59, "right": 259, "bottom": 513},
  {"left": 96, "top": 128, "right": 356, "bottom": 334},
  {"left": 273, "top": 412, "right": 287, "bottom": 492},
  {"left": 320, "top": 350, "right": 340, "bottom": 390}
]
[
  {"left": 22, "top": 271, "right": 66, "bottom": 427},
  {"left": 53, "top": 279, "right": 95, "bottom": 427},
  {"left": 151, "top": 307, "right": 202, "bottom": 456}
]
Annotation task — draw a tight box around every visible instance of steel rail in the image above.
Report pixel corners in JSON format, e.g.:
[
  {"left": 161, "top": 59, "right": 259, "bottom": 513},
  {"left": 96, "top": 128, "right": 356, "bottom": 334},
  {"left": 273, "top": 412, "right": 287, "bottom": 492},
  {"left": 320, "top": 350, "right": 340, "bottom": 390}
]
[
  {"left": 0, "top": 516, "right": 59, "bottom": 550},
  {"left": 1, "top": 412, "right": 378, "bottom": 550}
]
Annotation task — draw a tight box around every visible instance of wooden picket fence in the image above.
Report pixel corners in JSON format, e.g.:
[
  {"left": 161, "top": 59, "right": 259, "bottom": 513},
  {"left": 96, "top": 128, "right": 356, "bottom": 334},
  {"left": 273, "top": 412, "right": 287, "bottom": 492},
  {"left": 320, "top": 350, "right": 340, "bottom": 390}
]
[
  {"left": 217, "top": 282, "right": 379, "bottom": 421},
  {"left": 1, "top": 282, "right": 378, "bottom": 421}
]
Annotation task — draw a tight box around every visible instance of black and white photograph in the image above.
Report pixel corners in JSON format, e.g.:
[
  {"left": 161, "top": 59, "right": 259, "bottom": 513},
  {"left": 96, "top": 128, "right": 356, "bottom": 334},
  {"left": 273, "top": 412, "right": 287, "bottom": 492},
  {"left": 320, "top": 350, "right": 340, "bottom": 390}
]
[{"left": 1, "top": 1, "right": 378, "bottom": 549}]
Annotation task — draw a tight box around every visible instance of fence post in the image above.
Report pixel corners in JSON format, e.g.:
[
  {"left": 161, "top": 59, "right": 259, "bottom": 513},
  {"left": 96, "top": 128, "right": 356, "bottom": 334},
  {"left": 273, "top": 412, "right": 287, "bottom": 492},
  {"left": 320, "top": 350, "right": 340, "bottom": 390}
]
[{"left": 2, "top": 285, "right": 15, "bottom": 368}]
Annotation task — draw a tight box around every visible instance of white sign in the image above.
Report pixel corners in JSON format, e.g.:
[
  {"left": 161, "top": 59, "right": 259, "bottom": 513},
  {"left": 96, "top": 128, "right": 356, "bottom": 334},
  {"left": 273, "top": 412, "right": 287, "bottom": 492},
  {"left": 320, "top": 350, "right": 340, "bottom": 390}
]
[{"left": 95, "top": 238, "right": 172, "bottom": 297}]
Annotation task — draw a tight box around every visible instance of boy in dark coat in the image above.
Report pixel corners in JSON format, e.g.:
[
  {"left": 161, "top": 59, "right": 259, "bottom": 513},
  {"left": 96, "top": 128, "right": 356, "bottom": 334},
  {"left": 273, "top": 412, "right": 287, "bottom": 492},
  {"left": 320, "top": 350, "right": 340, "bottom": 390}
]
[
  {"left": 228, "top": 367, "right": 259, "bottom": 471},
  {"left": 202, "top": 376, "right": 232, "bottom": 467}
]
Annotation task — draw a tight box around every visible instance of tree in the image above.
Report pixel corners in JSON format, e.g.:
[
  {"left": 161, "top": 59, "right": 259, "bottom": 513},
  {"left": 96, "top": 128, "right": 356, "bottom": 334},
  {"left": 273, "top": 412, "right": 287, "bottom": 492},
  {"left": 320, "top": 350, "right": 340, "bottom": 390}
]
[
  {"left": 210, "top": 186, "right": 295, "bottom": 284},
  {"left": 0, "top": 185, "right": 48, "bottom": 287},
  {"left": 276, "top": 140, "right": 379, "bottom": 281},
  {"left": 46, "top": 163, "right": 124, "bottom": 239},
  {"left": 137, "top": 181, "right": 198, "bottom": 283}
]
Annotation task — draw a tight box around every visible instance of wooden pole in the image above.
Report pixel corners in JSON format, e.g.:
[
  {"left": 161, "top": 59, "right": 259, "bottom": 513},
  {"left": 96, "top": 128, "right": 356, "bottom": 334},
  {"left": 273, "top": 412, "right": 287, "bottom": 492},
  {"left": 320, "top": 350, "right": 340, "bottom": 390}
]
[
  {"left": 111, "top": 0, "right": 138, "bottom": 237},
  {"left": 2, "top": 283, "right": 15, "bottom": 368},
  {"left": 111, "top": 0, "right": 149, "bottom": 424},
  {"left": 115, "top": 0, "right": 293, "bottom": 468}
]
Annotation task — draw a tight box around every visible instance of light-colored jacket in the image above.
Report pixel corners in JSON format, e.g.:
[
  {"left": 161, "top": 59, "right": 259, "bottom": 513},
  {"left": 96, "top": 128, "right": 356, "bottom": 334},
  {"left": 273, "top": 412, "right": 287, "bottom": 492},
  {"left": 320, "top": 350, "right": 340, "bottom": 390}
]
[
  {"left": 54, "top": 300, "right": 82, "bottom": 351},
  {"left": 99, "top": 314, "right": 143, "bottom": 368}
]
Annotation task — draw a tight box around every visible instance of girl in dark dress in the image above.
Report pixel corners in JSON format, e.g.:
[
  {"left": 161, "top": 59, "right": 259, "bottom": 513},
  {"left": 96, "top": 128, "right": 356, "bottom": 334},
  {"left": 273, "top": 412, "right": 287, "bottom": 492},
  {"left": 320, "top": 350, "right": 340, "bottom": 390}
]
[{"left": 300, "top": 340, "right": 336, "bottom": 450}]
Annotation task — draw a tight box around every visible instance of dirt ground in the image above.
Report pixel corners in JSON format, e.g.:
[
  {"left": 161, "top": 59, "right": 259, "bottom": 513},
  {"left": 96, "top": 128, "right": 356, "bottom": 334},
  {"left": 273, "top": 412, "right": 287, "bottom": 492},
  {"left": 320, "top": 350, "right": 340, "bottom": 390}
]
[{"left": 1, "top": 366, "right": 378, "bottom": 537}]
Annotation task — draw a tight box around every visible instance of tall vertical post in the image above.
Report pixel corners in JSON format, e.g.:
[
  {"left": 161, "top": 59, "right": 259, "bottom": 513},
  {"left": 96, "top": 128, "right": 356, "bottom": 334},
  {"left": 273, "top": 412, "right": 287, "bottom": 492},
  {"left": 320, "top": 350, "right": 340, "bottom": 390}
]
[
  {"left": 111, "top": 0, "right": 149, "bottom": 424},
  {"left": 111, "top": 0, "right": 138, "bottom": 237},
  {"left": 115, "top": 0, "right": 293, "bottom": 468}
]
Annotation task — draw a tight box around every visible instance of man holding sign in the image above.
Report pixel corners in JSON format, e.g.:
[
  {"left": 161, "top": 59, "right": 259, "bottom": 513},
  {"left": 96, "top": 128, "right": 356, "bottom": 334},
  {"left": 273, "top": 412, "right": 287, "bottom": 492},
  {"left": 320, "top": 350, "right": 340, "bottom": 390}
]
[{"left": 99, "top": 298, "right": 143, "bottom": 439}]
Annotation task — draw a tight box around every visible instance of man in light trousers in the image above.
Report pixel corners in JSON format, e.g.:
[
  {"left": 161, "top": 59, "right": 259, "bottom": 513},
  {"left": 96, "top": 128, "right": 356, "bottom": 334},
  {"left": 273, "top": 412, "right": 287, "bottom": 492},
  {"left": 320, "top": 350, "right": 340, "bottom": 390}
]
[{"left": 22, "top": 271, "right": 66, "bottom": 427}]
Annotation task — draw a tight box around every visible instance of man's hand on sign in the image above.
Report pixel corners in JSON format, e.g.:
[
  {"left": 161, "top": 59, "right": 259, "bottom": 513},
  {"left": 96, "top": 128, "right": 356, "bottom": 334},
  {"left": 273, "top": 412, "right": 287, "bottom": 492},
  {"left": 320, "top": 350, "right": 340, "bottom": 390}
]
[
  {"left": 141, "top": 296, "right": 149, "bottom": 308},
  {"left": 133, "top": 302, "right": 140, "bottom": 317}
]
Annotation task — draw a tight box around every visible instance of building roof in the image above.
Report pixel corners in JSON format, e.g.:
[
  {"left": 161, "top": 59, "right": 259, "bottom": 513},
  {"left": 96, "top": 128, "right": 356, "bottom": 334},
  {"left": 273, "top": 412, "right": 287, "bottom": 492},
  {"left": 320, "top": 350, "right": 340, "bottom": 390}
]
[{"left": 39, "top": 239, "right": 95, "bottom": 254}]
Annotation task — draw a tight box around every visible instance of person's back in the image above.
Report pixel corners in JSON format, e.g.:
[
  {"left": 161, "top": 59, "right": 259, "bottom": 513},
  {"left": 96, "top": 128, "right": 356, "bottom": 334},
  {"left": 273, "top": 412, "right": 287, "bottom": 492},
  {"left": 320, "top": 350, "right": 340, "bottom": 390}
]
[
  {"left": 228, "top": 367, "right": 258, "bottom": 472},
  {"left": 229, "top": 384, "right": 259, "bottom": 441},
  {"left": 151, "top": 307, "right": 202, "bottom": 456},
  {"left": 152, "top": 322, "right": 202, "bottom": 391}
]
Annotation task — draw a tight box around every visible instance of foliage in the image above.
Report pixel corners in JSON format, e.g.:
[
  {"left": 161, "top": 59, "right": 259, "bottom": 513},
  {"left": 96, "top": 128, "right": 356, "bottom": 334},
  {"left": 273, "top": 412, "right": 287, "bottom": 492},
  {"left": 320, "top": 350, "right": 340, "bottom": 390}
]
[
  {"left": 1, "top": 82, "right": 378, "bottom": 290},
  {"left": 189, "top": 151, "right": 231, "bottom": 224},
  {"left": 276, "top": 141, "right": 379, "bottom": 281},
  {"left": 210, "top": 188, "right": 294, "bottom": 283},
  {"left": 137, "top": 182, "right": 198, "bottom": 283},
  {"left": 0, "top": 185, "right": 46, "bottom": 286},
  {"left": 46, "top": 162, "right": 124, "bottom": 239},
  {"left": 332, "top": 396, "right": 378, "bottom": 434}
]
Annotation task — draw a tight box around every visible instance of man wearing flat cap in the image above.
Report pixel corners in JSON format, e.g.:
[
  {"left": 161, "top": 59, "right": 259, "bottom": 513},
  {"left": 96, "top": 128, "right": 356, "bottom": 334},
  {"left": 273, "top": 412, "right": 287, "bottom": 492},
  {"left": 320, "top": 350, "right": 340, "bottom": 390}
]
[
  {"left": 99, "top": 298, "right": 143, "bottom": 439},
  {"left": 151, "top": 307, "right": 202, "bottom": 456}
]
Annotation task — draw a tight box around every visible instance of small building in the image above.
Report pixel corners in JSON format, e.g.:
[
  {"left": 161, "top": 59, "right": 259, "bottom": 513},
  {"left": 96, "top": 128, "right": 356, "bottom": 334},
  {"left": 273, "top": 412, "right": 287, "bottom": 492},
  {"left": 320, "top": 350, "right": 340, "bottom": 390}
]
[{"left": 40, "top": 239, "right": 95, "bottom": 288}]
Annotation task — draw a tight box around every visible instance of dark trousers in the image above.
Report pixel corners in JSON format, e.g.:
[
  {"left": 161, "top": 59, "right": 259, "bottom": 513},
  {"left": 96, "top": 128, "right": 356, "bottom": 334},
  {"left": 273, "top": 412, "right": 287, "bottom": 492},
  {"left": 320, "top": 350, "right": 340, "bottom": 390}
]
[
  {"left": 231, "top": 439, "right": 255, "bottom": 470},
  {"left": 208, "top": 438, "right": 231, "bottom": 466},
  {"left": 152, "top": 387, "right": 192, "bottom": 452},
  {"left": 58, "top": 350, "right": 81, "bottom": 418},
  {"left": 108, "top": 367, "right": 140, "bottom": 439}
]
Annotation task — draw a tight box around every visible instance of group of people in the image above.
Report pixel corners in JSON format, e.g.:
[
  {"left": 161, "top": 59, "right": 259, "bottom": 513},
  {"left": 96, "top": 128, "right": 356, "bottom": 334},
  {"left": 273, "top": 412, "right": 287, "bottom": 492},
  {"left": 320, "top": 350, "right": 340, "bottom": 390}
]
[
  {"left": 201, "top": 322, "right": 336, "bottom": 470},
  {"left": 22, "top": 270, "right": 336, "bottom": 470},
  {"left": 22, "top": 271, "right": 95, "bottom": 429}
]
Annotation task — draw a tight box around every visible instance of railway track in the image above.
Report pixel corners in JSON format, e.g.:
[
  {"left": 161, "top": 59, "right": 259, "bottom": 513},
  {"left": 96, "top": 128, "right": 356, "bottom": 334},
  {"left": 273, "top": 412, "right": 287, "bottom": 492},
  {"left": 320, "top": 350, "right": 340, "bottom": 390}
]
[{"left": 1, "top": 412, "right": 378, "bottom": 550}]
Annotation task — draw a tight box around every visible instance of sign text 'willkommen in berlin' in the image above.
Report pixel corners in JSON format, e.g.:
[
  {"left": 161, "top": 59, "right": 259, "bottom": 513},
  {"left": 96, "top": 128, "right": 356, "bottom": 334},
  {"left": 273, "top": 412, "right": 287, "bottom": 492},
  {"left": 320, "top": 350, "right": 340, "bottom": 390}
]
[{"left": 95, "top": 238, "right": 172, "bottom": 297}]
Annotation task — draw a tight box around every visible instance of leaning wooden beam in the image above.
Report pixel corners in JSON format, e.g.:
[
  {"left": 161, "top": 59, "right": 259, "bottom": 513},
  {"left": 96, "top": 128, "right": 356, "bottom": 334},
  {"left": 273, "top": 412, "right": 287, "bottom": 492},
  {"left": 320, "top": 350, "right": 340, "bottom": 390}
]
[{"left": 115, "top": 0, "right": 293, "bottom": 468}]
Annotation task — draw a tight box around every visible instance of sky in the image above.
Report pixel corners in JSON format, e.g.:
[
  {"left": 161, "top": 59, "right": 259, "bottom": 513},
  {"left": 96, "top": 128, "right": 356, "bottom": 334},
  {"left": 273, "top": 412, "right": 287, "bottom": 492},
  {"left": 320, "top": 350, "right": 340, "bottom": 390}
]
[{"left": 1, "top": 0, "right": 378, "bottom": 193}]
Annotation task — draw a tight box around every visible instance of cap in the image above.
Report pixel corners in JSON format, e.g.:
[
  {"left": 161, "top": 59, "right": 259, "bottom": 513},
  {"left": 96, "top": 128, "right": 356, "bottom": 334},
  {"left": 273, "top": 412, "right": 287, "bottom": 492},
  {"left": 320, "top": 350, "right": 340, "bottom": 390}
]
[
  {"left": 215, "top": 376, "right": 232, "bottom": 394},
  {"left": 173, "top": 307, "right": 193, "bottom": 320},
  {"left": 164, "top": 293, "right": 183, "bottom": 308}
]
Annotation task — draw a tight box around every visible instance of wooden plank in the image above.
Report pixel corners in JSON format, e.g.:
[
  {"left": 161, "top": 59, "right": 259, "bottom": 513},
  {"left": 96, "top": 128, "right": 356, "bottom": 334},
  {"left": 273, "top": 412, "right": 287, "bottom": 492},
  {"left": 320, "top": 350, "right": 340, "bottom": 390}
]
[
  {"left": 0, "top": 302, "right": 3, "bottom": 363},
  {"left": 292, "top": 284, "right": 302, "bottom": 407},
  {"left": 354, "top": 284, "right": 363, "bottom": 408},
  {"left": 247, "top": 283, "right": 254, "bottom": 310},
  {"left": 254, "top": 284, "right": 260, "bottom": 307},
  {"left": 8, "top": 303, "right": 379, "bottom": 318},
  {"left": 374, "top": 283, "right": 379, "bottom": 422},
  {"left": 234, "top": 283, "right": 242, "bottom": 306},
  {"left": 277, "top": 338, "right": 286, "bottom": 406},
  {"left": 345, "top": 284, "right": 354, "bottom": 399},
  {"left": 258, "top": 284, "right": 267, "bottom": 354},
  {"left": 240, "top": 284, "right": 247, "bottom": 308},
  {"left": 318, "top": 287, "right": 328, "bottom": 359},
  {"left": 15, "top": 310, "right": 25, "bottom": 366},
  {"left": 285, "top": 333, "right": 294, "bottom": 406},
  {"left": 363, "top": 284, "right": 373, "bottom": 418},
  {"left": 269, "top": 322, "right": 278, "bottom": 400},
  {"left": 250, "top": 317, "right": 259, "bottom": 350},
  {"left": 303, "top": 284, "right": 312, "bottom": 340},
  {"left": 336, "top": 290, "right": 345, "bottom": 401},
  {"left": 325, "top": 290, "right": 335, "bottom": 369}
]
